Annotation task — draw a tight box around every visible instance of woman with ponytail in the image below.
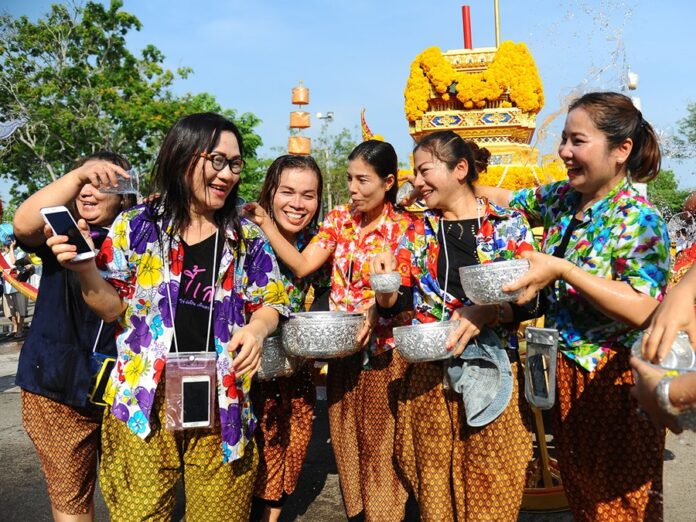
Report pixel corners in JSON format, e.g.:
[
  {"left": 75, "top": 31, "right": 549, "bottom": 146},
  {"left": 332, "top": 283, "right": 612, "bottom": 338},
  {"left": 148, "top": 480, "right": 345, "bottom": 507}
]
[{"left": 481, "top": 92, "right": 670, "bottom": 521}]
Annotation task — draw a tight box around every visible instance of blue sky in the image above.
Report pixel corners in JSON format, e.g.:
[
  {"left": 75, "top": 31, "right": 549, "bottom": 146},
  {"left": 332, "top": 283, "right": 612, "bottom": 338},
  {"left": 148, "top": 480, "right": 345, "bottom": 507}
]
[{"left": 2, "top": 0, "right": 695, "bottom": 197}]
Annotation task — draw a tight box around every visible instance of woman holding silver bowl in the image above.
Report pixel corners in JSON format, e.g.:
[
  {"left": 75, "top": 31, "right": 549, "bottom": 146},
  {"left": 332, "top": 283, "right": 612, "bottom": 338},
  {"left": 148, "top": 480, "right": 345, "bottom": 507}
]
[
  {"left": 372, "top": 130, "right": 540, "bottom": 521},
  {"left": 245, "top": 140, "right": 413, "bottom": 522},
  {"left": 246, "top": 155, "right": 330, "bottom": 522}
]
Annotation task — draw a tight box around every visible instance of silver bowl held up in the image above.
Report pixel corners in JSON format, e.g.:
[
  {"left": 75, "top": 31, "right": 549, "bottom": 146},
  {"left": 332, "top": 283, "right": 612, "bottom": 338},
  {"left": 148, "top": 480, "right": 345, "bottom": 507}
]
[
  {"left": 393, "top": 320, "right": 459, "bottom": 363},
  {"left": 281, "top": 311, "right": 365, "bottom": 359},
  {"left": 631, "top": 331, "right": 696, "bottom": 431},
  {"left": 256, "top": 335, "right": 300, "bottom": 381},
  {"left": 458, "top": 259, "right": 530, "bottom": 305},
  {"left": 631, "top": 331, "right": 696, "bottom": 371},
  {"left": 369, "top": 271, "right": 402, "bottom": 294}
]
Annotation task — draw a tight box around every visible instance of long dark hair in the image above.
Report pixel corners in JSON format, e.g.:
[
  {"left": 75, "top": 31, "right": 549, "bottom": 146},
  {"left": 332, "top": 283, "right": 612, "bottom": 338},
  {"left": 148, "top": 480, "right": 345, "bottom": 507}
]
[
  {"left": 257, "top": 155, "right": 323, "bottom": 227},
  {"left": 413, "top": 130, "right": 490, "bottom": 188},
  {"left": 149, "top": 112, "right": 245, "bottom": 240},
  {"left": 568, "top": 92, "right": 661, "bottom": 183},
  {"left": 348, "top": 140, "right": 399, "bottom": 204}
]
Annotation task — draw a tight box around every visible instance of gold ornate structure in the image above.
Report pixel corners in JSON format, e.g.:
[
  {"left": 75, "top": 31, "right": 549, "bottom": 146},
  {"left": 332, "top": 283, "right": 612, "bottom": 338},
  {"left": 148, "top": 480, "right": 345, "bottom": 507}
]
[{"left": 288, "top": 81, "right": 311, "bottom": 155}]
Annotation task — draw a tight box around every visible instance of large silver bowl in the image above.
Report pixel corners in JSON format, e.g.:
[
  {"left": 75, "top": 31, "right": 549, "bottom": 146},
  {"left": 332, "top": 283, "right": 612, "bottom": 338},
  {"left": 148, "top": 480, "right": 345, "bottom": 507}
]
[
  {"left": 281, "top": 312, "right": 365, "bottom": 359},
  {"left": 458, "top": 259, "right": 529, "bottom": 305},
  {"left": 393, "top": 320, "right": 459, "bottom": 362},
  {"left": 631, "top": 331, "right": 696, "bottom": 431},
  {"left": 256, "top": 335, "right": 300, "bottom": 381}
]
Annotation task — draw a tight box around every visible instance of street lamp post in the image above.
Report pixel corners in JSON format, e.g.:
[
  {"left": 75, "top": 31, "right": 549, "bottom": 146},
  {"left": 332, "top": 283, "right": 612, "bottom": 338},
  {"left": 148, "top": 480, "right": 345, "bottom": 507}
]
[{"left": 316, "top": 111, "right": 334, "bottom": 211}]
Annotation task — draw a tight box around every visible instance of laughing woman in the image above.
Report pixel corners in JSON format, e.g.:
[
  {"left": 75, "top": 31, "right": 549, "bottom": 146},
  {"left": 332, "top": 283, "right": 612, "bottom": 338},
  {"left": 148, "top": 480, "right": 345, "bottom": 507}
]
[
  {"left": 249, "top": 155, "right": 330, "bottom": 522},
  {"left": 47, "top": 113, "right": 288, "bottom": 521},
  {"left": 246, "top": 140, "right": 413, "bottom": 522},
  {"left": 482, "top": 92, "right": 670, "bottom": 521}
]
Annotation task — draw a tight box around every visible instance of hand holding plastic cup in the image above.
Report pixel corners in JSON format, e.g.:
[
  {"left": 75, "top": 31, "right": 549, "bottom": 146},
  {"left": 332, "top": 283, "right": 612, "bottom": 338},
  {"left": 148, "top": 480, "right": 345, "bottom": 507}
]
[{"left": 98, "top": 168, "right": 139, "bottom": 195}]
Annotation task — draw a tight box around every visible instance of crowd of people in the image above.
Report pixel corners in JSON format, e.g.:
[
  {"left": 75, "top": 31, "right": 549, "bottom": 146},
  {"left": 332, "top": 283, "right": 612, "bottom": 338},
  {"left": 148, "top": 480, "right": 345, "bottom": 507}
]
[{"left": 8, "top": 91, "right": 695, "bottom": 522}]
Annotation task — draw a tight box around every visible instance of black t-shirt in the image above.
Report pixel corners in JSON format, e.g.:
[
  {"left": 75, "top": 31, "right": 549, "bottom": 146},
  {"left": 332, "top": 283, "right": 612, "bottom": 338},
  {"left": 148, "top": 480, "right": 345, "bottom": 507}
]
[
  {"left": 437, "top": 218, "right": 479, "bottom": 302},
  {"left": 171, "top": 231, "right": 224, "bottom": 352}
]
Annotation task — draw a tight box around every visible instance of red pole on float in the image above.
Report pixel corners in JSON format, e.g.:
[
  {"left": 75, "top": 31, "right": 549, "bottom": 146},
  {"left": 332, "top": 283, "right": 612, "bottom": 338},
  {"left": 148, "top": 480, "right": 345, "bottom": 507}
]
[{"left": 462, "top": 5, "right": 472, "bottom": 49}]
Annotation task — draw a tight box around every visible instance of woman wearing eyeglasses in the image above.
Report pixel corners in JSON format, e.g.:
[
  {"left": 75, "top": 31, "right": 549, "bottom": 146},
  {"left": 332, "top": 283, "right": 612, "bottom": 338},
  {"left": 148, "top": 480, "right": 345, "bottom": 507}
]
[{"left": 47, "top": 112, "right": 288, "bottom": 521}]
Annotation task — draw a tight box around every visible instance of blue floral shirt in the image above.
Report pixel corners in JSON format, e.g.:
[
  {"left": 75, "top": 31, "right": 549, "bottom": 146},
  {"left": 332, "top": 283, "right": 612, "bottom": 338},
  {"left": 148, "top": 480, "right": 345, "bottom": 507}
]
[{"left": 511, "top": 179, "right": 670, "bottom": 371}]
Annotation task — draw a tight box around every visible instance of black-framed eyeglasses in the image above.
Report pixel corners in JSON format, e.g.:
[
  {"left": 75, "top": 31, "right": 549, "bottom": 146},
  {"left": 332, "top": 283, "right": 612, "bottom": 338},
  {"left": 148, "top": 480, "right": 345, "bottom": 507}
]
[{"left": 199, "top": 152, "right": 245, "bottom": 174}]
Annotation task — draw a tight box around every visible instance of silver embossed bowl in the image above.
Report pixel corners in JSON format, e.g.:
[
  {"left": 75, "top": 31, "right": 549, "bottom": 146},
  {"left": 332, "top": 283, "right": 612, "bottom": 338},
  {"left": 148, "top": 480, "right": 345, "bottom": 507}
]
[
  {"left": 369, "top": 271, "right": 402, "bottom": 293},
  {"left": 631, "top": 331, "right": 696, "bottom": 431},
  {"left": 281, "top": 312, "right": 365, "bottom": 359},
  {"left": 458, "top": 259, "right": 530, "bottom": 305},
  {"left": 393, "top": 320, "right": 459, "bottom": 362},
  {"left": 631, "top": 331, "right": 696, "bottom": 370},
  {"left": 256, "top": 335, "right": 299, "bottom": 381}
]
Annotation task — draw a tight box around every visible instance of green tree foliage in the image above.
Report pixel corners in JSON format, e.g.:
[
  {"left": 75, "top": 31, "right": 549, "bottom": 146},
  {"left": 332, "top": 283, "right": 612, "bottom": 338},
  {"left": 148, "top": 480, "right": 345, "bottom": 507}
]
[
  {"left": 0, "top": 1, "right": 263, "bottom": 202},
  {"left": 312, "top": 125, "right": 358, "bottom": 212},
  {"left": 647, "top": 169, "right": 691, "bottom": 219},
  {"left": 678, "top": 102, "right": 696, "bottom": 146}
]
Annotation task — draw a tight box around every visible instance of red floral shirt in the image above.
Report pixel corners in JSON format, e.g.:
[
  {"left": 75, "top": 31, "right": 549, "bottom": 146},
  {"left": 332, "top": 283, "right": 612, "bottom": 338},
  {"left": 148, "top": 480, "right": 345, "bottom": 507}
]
[{"left": 310, "top": 202, "right": 414, "bottom": 354}]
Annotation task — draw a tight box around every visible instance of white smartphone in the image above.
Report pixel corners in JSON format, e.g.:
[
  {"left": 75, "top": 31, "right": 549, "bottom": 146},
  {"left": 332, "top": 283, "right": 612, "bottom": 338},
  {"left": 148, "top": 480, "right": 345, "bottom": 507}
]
[
  {"left": 40, "top": 205, "right": 96, "bottom": 262},
  {"left": 181, "top": 375, "right": 211, "bottom": 428}
]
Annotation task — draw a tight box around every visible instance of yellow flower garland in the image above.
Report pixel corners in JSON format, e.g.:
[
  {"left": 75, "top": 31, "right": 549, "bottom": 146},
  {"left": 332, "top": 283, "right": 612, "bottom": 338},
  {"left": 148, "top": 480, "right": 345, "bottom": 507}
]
[{"left": 404, "top": 41, "right": 544, "bottom": 122}]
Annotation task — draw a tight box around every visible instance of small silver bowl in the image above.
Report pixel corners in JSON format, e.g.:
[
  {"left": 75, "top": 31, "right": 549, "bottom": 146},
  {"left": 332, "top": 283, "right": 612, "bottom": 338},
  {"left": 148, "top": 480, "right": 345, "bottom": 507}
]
[
  {"left": 631, "top": 331, "right": 696, "bottom": 431},
  {"left": 369, "top": 271, "right": 402, "bottom": 293},
  {"left": 631, "top": 331, "right": 696, "bottom": 370},
  {"left": 459, "top": 259, "right": 530, "bottom": 305},
  {"left": 393, "top": 320, "right": 459, "bottom": 362},
  {"left": 281, "top": 311, "right": 365, "bottom": 359},
  {"left": 256, "top": 335, "right": 299, "bottom": 381}
]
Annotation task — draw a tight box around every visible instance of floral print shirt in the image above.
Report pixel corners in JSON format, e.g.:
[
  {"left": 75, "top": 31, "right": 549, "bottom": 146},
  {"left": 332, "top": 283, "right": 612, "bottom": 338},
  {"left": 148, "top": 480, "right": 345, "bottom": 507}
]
[
  {"left": 280, "top": 227, "right": 331, "bottom": 313},
  {"left": 510, "top": 179, "right": 670, "bottom": 372},
  {"left": 310, "top": 202, "right": 414, "bottom": 354},
  {"left": 97, "top": 205, "right": 289, "bottom": 462},
  {"left": 395, "top": 199, "right": 535, "bottom": 346}
]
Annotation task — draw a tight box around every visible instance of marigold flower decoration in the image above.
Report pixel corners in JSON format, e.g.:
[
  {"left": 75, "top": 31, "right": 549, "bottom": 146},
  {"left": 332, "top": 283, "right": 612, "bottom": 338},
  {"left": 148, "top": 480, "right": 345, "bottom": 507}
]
[{"left": 404, "top": 41, "right": 544, "bottom": 122}]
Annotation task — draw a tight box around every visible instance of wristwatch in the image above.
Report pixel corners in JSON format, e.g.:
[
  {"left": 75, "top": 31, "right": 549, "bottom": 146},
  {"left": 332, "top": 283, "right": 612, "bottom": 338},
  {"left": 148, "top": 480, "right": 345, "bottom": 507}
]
[{"left": 656, "top": 376, "right": 681, "bottom": 416}]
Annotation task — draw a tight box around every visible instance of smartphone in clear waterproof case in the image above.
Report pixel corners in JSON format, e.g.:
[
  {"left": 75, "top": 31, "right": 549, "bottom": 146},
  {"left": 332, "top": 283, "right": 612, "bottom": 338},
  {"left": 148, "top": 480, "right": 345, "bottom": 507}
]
[{"left": 181, "top": 375, "right": 211, "bottom": 428}]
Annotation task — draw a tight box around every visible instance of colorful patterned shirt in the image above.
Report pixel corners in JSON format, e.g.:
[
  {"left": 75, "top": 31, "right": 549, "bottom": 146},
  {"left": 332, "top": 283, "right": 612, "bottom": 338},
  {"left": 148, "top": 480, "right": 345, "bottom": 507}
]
[
  {"left": 309, "top": 202, "right": 414, "bottom": 354},
  {"left": 510, "top": 179, "right": 670, "bottom": 371},
  {"left": 96, "top": 205, "right": 289, "bottom": 462},
  {"left": 280, "top": 227, "right": 331, "bottom": 313},
  {"left": 395, "top": 199, "right": 535, "bottom": 346}
]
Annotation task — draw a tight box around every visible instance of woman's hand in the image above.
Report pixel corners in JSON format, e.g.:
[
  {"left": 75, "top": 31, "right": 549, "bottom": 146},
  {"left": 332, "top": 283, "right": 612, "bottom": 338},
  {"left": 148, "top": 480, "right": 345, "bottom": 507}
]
[
  {"left": 72, "top": 158, "right": 130, "bottom": 190},
  {"left": 448, "top": 305, "right": 497, "bottom": 356},
  {"left": 370, "top": 251, "right": 397, "bottom": 275},
  {"left": 629, "top": 356, "right": 682, "bottom": 433},
  {"left": 503, "top": 251, "right": 571, "bottom": 305},
  {"left": 357, "top": 305, "right": 378, "bottom": 347},
  {"left": 44, "top": 219, "right": 96, "bottom": 272},
  {"left": 641, "top": 283, "right": 696, "bottom": 364},
  {"left": 241, "top": 202, "right": 270, "bottom": 228},
  {"left": 229, "top": 326, "right": 263, "bottom": 377}
]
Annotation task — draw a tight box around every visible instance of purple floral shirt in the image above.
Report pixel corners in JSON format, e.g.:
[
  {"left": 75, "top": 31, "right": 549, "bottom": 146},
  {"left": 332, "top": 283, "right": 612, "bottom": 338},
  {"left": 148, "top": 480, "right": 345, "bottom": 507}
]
[{"left": 96, "top": 205, "right": 289, "bottom": 462}]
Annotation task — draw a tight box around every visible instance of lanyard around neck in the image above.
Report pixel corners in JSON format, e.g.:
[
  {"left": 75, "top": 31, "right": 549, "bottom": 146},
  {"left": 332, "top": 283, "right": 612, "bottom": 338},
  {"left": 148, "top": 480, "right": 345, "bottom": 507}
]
[{"left": 166, "top": 230, "right": 220, "bottom": 353}]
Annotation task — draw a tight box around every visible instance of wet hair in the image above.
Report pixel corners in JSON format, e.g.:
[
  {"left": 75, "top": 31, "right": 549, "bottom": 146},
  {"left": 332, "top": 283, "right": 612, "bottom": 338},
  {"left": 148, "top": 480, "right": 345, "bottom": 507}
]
[
  {"left": 149, "top": 112, "right": 245, "bottom": 240},
  {"left": 568, "top": 92, "right": 661, "bottom": 183},
  {"left": 413, "top": 130, "right": 490, "bottom": 187},
  {"left": 347, "top": 140, "right": 399, "bottom": 204},
  {"left": 257, "top": 155, "right": 323, "bottom": 227},
  {"left": 72, "top": 151, "right": 137, "bottom": 210}
]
